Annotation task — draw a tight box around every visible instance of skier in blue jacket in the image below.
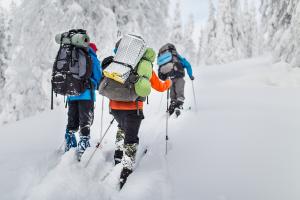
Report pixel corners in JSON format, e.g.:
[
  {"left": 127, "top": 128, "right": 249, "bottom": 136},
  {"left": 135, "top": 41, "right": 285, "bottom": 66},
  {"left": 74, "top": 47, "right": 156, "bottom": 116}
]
[
  {"left": 157, "top": 43, "right": 194, "bottom": 116},
  {"left": 65, "top": 42, "right": 102, "bottom": 160}
]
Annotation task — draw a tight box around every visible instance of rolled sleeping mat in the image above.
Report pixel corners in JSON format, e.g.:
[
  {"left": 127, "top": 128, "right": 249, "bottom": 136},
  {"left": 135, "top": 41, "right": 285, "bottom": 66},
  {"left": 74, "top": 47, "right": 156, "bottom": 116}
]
[
  {"left": 71, "top": 33, "right": 90, "bottom": 47},
  {"left": 134, "top": 48, "right": 155, "bottom": 97},
  {"left": 136, "top": 59, "right": 152, "bottom": 79},
  {"left": 55, "top": 32, "right": 90, "bottom": 48},
  {"left": 134, "top": 77, "right": 151, "bottom": 97},
  {"left": 55, "top": 33, "right": 71, "bottom": 45}
]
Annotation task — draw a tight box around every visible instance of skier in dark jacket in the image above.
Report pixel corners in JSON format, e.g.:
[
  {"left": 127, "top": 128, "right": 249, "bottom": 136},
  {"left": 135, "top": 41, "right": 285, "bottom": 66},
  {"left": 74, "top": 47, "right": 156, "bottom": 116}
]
[
  {"left": 157, "top": 43, "right": 194, "bottom": 116},
  {"left": 65, "top": 42, "right": 102, "bottom": 160}
]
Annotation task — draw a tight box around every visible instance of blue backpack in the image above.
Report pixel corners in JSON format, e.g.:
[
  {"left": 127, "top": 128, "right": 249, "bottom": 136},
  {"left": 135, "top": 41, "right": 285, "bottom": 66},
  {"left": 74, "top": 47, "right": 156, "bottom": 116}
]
[
  {"left": 157, "top": 52, "right": 173, "bottom": 66},
  {"left": 157, "top": 43, "right": 184, "bottom": 80}
]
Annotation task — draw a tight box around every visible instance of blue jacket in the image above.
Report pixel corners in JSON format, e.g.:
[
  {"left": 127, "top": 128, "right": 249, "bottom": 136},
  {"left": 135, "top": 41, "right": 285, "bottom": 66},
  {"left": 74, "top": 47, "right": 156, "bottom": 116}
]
[
  {"left": 178, "top": 55, "right": 193, "bottom": 78},
  {"left": 68, "top": 48, "right": 102, "bottom": 101}
]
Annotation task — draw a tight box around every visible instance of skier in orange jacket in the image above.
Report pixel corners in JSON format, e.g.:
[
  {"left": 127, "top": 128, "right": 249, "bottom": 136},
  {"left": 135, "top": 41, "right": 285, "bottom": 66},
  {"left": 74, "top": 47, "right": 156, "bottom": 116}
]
[{"left": 110, "top": 70, "right": 171, "bottom": 189}]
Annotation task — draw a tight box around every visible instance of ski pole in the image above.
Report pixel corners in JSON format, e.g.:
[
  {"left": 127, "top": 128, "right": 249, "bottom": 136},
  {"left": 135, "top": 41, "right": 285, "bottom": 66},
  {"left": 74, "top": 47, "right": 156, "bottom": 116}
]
[
  {"left": 191, "top": 80, "right": 198, "bottom": 112},
  {"left": 157, "top": 93, "right": 164, "bottom": 112},
  {"left": 165, "top": 89, "right": 170, "bottom": 155},
  {"left": 100, "top": 96, "right": 105, "bottom": 139},
  {"left": 56, "top": 139, "right": 65, "bottom": 153},
  {"left": 85, "top": 118, "right": 115, "bottom": 168}
]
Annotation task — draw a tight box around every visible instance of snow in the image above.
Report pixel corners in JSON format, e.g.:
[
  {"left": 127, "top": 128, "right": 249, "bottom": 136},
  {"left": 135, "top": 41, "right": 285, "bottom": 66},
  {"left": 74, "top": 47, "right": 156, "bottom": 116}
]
[{"left": 0, "top": 56, "right": 300, "bottom": 200}]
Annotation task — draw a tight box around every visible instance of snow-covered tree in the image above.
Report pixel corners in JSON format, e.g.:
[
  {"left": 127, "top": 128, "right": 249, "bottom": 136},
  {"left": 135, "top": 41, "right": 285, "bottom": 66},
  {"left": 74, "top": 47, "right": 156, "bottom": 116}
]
[
  {"left": 196, "top": 27, "right": 205, "bottom": 65},
  {"left": 260, "top": 0, "right": 296, "bottom": 44},
  {"left": 107, "top": 0, "right": 169, "bottom": 48},
  {"left": 169, "top": 1, "right": 184, "bottom": 50},
  {"left": 0, "top": 0, "right": 170, "bottom": 124},
  {"left": 203, "top": 0, "right": 217, "bottom": 64},
  {"left": 289, "top": 2, "right": 300, "bottom": 67},
  {"left": 182, "top": 14, "right": 196, "bottom": 65},
  {"left": 200, "top": 0, "right": 260, "bottom": 65},
  {"left": 0, "top": 8, "right": 8, "bottom": 89},
  {"left": 213, "top": 0, "right": 242, "bottom": 63},
  {"left": 241, "top": 0, "right": 259, "bottom": 58},
  {"left": 260, "top": 0, "right": 300, "bottom": 66}
]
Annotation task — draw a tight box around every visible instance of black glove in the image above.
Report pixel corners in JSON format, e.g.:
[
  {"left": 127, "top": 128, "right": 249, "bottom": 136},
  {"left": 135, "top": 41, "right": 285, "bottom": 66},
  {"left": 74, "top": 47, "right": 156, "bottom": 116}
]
[
  {"left": 101, "top": 56, "right": 114, "bottom": 70},
  {"left": 190, "top": 75, "right": 195, "bottom": 81}
]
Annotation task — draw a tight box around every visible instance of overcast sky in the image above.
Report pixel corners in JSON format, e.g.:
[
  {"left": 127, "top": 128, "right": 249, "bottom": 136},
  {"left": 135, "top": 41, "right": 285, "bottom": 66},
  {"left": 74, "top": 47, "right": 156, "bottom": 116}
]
[
  {"left": 169, "top": 0, "right": 213, "bottom": 41},
  {"left": 170, "top": 0, "right": 211, "bottom": 24},
  {"left": 170, "top": 0, "right": 261, "bottom": 41}
]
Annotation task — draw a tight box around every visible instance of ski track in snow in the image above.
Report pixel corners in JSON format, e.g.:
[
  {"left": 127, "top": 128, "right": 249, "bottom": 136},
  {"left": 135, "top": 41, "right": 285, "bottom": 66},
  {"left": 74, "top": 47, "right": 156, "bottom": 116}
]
[{"left": 1, "top": 56, "right": 300, "bottom": 200}]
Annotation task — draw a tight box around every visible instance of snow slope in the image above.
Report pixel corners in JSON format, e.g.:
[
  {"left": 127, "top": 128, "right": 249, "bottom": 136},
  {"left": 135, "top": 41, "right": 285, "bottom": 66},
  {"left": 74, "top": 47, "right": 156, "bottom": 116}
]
[{"left": 0, "top": 56, "right": 300, "bottom": 200}]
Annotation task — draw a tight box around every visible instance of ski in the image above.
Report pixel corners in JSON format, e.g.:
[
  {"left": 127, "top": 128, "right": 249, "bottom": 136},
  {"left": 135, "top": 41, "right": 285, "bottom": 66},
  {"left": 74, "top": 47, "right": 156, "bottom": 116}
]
[
  {"left": 101, "top": 147, "right": 148, "bottom": 183},
  {"left": 174, "top": 106, "right": 192, "bottom": 118}
]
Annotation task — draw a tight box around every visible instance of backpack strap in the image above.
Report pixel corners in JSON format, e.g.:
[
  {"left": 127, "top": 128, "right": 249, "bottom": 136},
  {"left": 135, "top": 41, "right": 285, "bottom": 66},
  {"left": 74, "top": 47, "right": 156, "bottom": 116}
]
[
  {"left": 64, "top": 96, "right": 68, "bottom": 108},
  {"left": 112, "top": 60, "right": 134, "bottom": 71},
  {"left": 89, "top": 79, "right": 94, "bottom": 101},
  {"left": 136, "top": 100, "right": 140, "bottom": 116}
]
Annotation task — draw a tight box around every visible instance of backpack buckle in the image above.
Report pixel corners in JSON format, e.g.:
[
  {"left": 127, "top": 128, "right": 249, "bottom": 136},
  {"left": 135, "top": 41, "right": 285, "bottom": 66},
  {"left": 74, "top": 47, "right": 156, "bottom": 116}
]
[{"left": 128, "top": 73, "right": 139, "bottom": 84}]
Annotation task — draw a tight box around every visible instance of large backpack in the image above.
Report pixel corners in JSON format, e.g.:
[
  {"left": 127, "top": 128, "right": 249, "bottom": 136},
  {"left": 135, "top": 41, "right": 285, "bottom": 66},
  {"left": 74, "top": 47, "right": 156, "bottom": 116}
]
[
  {"left": 51, "top": 29, "right": 92, "bottom": 109},
  {"left": 99, "top": 38, "right": 155, "bottom": 102},
  {"left": 157, "top": 43, "right": 185, "bottom": 80},
  {"left": 103, "top": 34, "right": 147, "bottom": 84}
]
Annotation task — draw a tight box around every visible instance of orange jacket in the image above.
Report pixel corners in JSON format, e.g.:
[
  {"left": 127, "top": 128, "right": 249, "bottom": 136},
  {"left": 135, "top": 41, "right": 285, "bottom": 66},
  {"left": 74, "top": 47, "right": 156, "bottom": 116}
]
[{"left": 110, "top": 71, "right": 171, "bottom": 110}]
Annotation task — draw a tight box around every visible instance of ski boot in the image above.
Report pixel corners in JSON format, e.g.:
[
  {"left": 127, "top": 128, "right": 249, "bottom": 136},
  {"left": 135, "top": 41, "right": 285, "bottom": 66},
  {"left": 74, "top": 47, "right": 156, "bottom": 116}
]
[
  {"left": 175, "top": 101, "right": 183, "bottom": 117},
  {"left": 119, "top": 143, "right": 137, "bottom": 189},
  {"left": 175, "top": 109, "right": 181, "bottom": 117},
  {"left": 77, "top": 135, "right": 91, "bottom": 161},
  {"left": 65, "top": 130, "right": 77, "bottom": 152},
  {"left": 168, "top": 100, "right": 177, "bottom": 115},
  {"left": 114, "top": 128, "right": 125, "bottom": 165},
  {"left": 120, "top": 167, "right": 132, "bottom": 189}
]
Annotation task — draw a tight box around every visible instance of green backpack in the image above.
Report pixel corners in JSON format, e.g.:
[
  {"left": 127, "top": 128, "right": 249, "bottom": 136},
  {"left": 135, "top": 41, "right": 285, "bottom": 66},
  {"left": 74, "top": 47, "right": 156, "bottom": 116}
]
[{"left": 99, "top": 48, "right": 156, "bottom": 102}]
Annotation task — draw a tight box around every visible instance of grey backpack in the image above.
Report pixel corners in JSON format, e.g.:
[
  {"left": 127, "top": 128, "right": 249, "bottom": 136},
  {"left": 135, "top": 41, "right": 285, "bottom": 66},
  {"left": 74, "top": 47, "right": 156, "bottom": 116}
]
[
  {"left": 51, "top": 29, "right": 92, "bottom": 109},
  {"left": 99, "top": 77, "right": 139, "bottom": 102},
  {"left": 99, "top": 34, "right": 147, "bottom": 102}
]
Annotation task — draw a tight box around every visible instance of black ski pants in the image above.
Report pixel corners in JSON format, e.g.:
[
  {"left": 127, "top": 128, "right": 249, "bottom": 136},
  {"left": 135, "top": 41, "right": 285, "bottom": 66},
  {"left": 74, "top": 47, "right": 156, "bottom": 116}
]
[
  {"left": 110, "top": 109, "right": 144, "bottom": 144},
  {"left": 67, "top": 100, "right": 94, "bottom": 136}
]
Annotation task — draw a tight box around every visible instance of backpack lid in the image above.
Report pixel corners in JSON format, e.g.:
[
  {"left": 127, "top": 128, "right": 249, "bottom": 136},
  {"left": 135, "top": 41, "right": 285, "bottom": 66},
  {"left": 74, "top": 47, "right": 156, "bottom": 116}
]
[
  {"left": 159, "top": 43, "right": 177, "bottom": 55},
  {"left": 103, "top": 34, "right": 147, "bottom": 84},
  {"left": 55, "top": 29, "right": 90, "bottom": 47},
  {"left": 157, "top": 52, "right": 172, "bottom": 66}
]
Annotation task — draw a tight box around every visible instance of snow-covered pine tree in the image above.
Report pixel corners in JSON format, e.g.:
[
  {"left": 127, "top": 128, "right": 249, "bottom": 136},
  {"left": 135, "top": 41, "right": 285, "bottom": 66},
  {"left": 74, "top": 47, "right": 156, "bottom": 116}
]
[
  {"left": 213, "top": 0, "right": 240, "bottom": 63},
  {"left": 241, "top": 0, "right": 258, "bottom": 58},
  {"left": 138, "top": 1, "right": 170, "bottom": 48},
  {"left": 169, "top": 1, "right": 184, "bottom": 51},
  {"left": 249, "top": 2, "right": 260, "bottom": 57},
  {"left": 231, "top": 0, "right": 243, "bottom": 53},
  {"left": 260, "top": 0, "right": 297, "bottom": 45},
  {"left": 0, "top": 0, "right": 170, "bottom": 124},
  {"left": 0, "top": 7, "right": 8, "bottom": 89},
  {"left": 260, "top": 0, "right": 299, "bottom": 65},
  {"left": 196, "top": 27, "right": 205, "bottom": 65},
  {"left": 182, "top": 14, "right": 196, "bottom": 65},
  {"left": 290, "top": 2, "right": 300, "bottom": 67},
  {"left": 203, "top": 0, "right": 217, "bottom": 64}
]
